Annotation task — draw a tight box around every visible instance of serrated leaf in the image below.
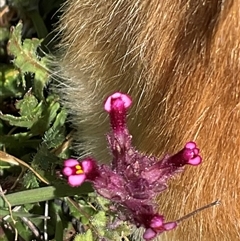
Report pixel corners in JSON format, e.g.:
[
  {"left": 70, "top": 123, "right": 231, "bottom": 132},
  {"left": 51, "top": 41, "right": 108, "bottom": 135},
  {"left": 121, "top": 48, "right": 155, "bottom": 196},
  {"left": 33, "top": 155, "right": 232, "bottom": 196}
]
[
  {"left": 0, "top": 113, "right": 40, "bottom": 128},
  {"left": 0, "top": 92, "right": 42, "bottom": 128},
  {"left": 90, "top": 211, "right": 107, "bottom": 236},
  {"left": 0, "top": 65, "right": 23, "bottom": 100},
  {"left": 22, "top": 171, "right": 39, "bottom": 189},
  {"left": 74, "top": 230, "right": 93, "bottom": 241},
  {"left": 16, "top": 91, "right": 38, "bottom": 116},
  {"left": 67, "top": 200, "right": 89, "bottom": 221},
  {"left": 80, "top": 206, "right": 96, "bottom": 225},
  {"left": 32, "top": 143, "right": 60, "bottom": 170},
  {"left": 8, "top": 22, "right": 49, "bottom": 99},
  {"left": 30, "top": 95, "right": 61, "bottom": 135},
  {"left": 43, "top": 109, "right": 67, "bottom": 148},
  {"left": 43, "top": 126, "right": 66, "bottom": 149},
  {"left": 96, "top": 196, "right": 110, "bottom": 211},
  {"left": 0, "top": 94, "right": 61, "bottom": 136},
  {"left": 91, "top": 211, "right": 107, "bottom": 228}
]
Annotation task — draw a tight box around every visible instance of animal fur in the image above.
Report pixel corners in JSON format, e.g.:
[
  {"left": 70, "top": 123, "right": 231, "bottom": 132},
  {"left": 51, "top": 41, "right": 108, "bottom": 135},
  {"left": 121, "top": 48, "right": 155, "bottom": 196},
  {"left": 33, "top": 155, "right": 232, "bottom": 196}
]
[{"left": 57, "top": 0, "right": 240, "bottom": 240}]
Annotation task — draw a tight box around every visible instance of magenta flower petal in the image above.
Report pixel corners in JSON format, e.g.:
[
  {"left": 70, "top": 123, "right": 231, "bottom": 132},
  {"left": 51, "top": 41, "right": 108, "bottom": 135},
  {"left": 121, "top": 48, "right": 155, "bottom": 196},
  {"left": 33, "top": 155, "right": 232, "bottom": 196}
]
[
  {"left": 81, "top": 159, "right": 94, "bottom": 173},
  {"left": 64, "top": 159, "right": 79, "bottom": 167},
  {"left": 68, "top": 174, "right": 86, "bottom": 187},
  {"left": 185, "top": 141, "right": 196, "bottom": 149},
  {"left": 181, "top": 142, "right": 202, "bottom": 166},
  {"left": 188, "top": 156, "right": 202, "bottom": 165},
  {"left": 163, "top": 222, "right": 177, "bottom": 231},
  {"left": 143, "top": 228, "right": 157, "bottom": 240},
  {"left": 193, "top": 148, "right": 199, "bottom": 155},
  {"left": 150, "top": 215, "right": 164, "bottom": 228},
  {"left": 104, "top": 92, "right": 132, "bottom": 112},
  {"left": 62, "top": 166, "right": 73, "bottom": 176}
]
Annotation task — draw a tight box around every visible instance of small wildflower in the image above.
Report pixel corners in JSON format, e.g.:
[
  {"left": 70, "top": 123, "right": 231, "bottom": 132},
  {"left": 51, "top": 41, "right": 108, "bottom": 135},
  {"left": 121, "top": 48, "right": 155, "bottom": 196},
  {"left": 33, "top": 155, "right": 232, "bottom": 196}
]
[
  {"left": 62, "top": 92, "right": 202, "bottom": 240},
  {"left": 62, "top": 158, "right": 97, "bottom": 187},
  {"left": 143, "top": 214, "right": 177, "bottom": 240}
]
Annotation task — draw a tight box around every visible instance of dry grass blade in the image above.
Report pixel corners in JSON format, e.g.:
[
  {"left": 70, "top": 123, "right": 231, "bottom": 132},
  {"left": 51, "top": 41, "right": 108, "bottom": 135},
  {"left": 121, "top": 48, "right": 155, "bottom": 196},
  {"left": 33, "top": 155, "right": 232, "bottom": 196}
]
[{"left": 0, "top": 150, "right": 49, "bottom": 185}]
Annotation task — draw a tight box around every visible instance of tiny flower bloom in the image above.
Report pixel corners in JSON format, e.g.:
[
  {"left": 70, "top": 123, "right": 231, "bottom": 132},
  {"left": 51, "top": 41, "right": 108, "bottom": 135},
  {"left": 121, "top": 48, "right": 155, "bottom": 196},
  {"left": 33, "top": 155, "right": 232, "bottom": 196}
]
[
  {"left": 183, "top": 141, "right": 202, "bottom": 165},
  {"left": 142, "top": 215, "right": 177, "bottom": 240},
  {"left": 104, "top": 92, "right": 132, "bottom": 113},
  {"left": 62, "top": 92, "right": 202, "bottom": 240},
  {"left": 143, "top": 222, "right": 177, "bottom": 240},
  {"left": 63, "top": 158, "right": 97, "bottom": 187}
]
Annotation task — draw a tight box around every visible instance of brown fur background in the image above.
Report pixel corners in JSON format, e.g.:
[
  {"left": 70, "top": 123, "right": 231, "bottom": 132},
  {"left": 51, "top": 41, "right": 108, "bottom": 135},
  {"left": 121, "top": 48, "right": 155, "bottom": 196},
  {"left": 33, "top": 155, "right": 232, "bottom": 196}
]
[{"left": 57, "top": 0, "right": 240, "bottom": 240}]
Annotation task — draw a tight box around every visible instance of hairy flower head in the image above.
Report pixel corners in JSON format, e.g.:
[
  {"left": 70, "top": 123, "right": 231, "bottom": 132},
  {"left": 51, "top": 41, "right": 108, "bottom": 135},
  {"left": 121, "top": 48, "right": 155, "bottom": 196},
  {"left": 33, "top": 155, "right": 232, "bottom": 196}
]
[{"left": 62, "top": 92, "right": 202, "bottom": 240}]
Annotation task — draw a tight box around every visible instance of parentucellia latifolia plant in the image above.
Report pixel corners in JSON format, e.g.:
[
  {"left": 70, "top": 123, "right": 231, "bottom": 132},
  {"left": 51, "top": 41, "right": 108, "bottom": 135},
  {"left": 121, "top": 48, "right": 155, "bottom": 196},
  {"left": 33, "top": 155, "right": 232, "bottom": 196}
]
[{"left": 62, "top": 92, "right": 203, "bottom": 240}]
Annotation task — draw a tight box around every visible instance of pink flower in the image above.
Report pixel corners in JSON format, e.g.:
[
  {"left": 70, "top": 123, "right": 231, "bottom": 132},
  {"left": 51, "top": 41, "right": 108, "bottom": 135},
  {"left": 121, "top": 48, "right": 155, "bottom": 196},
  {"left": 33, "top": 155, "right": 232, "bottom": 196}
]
[
  {"left": 104, "top": 92, "right": 132, "bottom": 112},
  {"left": 143, "top": 215, "right": 177, "bottom": 240},
  {"left": 62, "top": 158, "right": 97, "bottom": 187},
  {"left": 183, "top": 142, "right": 202, "bottom": 165},
  {"left": 62, "top": 92, "right": 202, "bottom": 240}
]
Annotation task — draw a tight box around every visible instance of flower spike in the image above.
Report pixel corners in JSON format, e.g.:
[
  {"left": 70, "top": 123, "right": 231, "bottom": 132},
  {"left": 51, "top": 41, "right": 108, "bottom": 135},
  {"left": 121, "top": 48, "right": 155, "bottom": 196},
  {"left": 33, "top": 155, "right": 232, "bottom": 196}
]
[{"left": 62, "top": 92, "right": 203, "bottom": 240}]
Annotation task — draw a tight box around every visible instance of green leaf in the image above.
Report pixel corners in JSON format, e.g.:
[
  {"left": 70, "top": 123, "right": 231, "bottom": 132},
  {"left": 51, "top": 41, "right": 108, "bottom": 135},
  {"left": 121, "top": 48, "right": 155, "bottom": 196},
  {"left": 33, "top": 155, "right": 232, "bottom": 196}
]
[
  {"left": 0, "top": 92, "right": 42, "bottom": 129},
  {"left": 92, "top": 211, "right": 107, "bottom": 227},
  {"left": 8, "top": 22, "right": 49, "bottom": 99},
  {"left": 0, "top": 27, "right": 9, "bottom": 42},
  {"left": 0, "top": 65, "right": 23, "bottom": 101},
  {"left": 0, "top": 93, "right": 61, "bottom": 137},
  {"left": 73, "top": 229, "right": 93, "bottom": 241},
  {"left": 0, "top": 183, "right": 93, "bottom": 207},
  {"left": 0, "top": 208, "right": 50, "bottom": 219},
  {"left": 96, "top": 196, "right": 110, "bottom": 211},
  {"left": 0, "top": 113, "right": 37, "bottom": 128},
  {"left": 16, "top": 91, "right": 38, "bottom": 116},
  {"left": 91, "top": 211, "right": 107, "bottom": 236},
  {"left": 43, "top": 108, "right": 67, "bottom": 149},
  {"left": 22, "top": 171, "right": 39, "bottom": 189},
  {"left": 11, "top": 218, "right": 33, "bottom": 241},
  {"left": 52, "top": 203, "right": 64, "bottom": 241},
  {"left": 43, "top": 126, "right": 66, "bottom": 149},
  {"left": 0, "top": 133, "right": 40, "bottom": 159},
  {"left": 30, "top": 95, "right": 61, "bottom": 135},
  {"left": 32, "top": 143, "right": 60, "bottom": 170},
  {"left": 67, "top": 199, "right": 94, "bottom": 224},
  {"left": 0, "top": 160, "right": 12, "bottom": 169}
]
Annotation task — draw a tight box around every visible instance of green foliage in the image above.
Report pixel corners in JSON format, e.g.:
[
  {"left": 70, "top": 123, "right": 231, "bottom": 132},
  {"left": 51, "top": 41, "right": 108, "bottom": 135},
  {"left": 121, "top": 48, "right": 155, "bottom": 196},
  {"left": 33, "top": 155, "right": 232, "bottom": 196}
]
[
  {"left": 22, "top": 171, "right": 39, "bottom": 189},
  {"left": 74, "top": 230, "right": 93, "bottom": 241},
  {"left": 0, "top": 65, "right": 24, "bottom": 101},
  {"left": 8, "top": 23, "right": 49, "bottom": 99},
  {"left": 0, "top": 2, "right": 86, "bottom": 240}
]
